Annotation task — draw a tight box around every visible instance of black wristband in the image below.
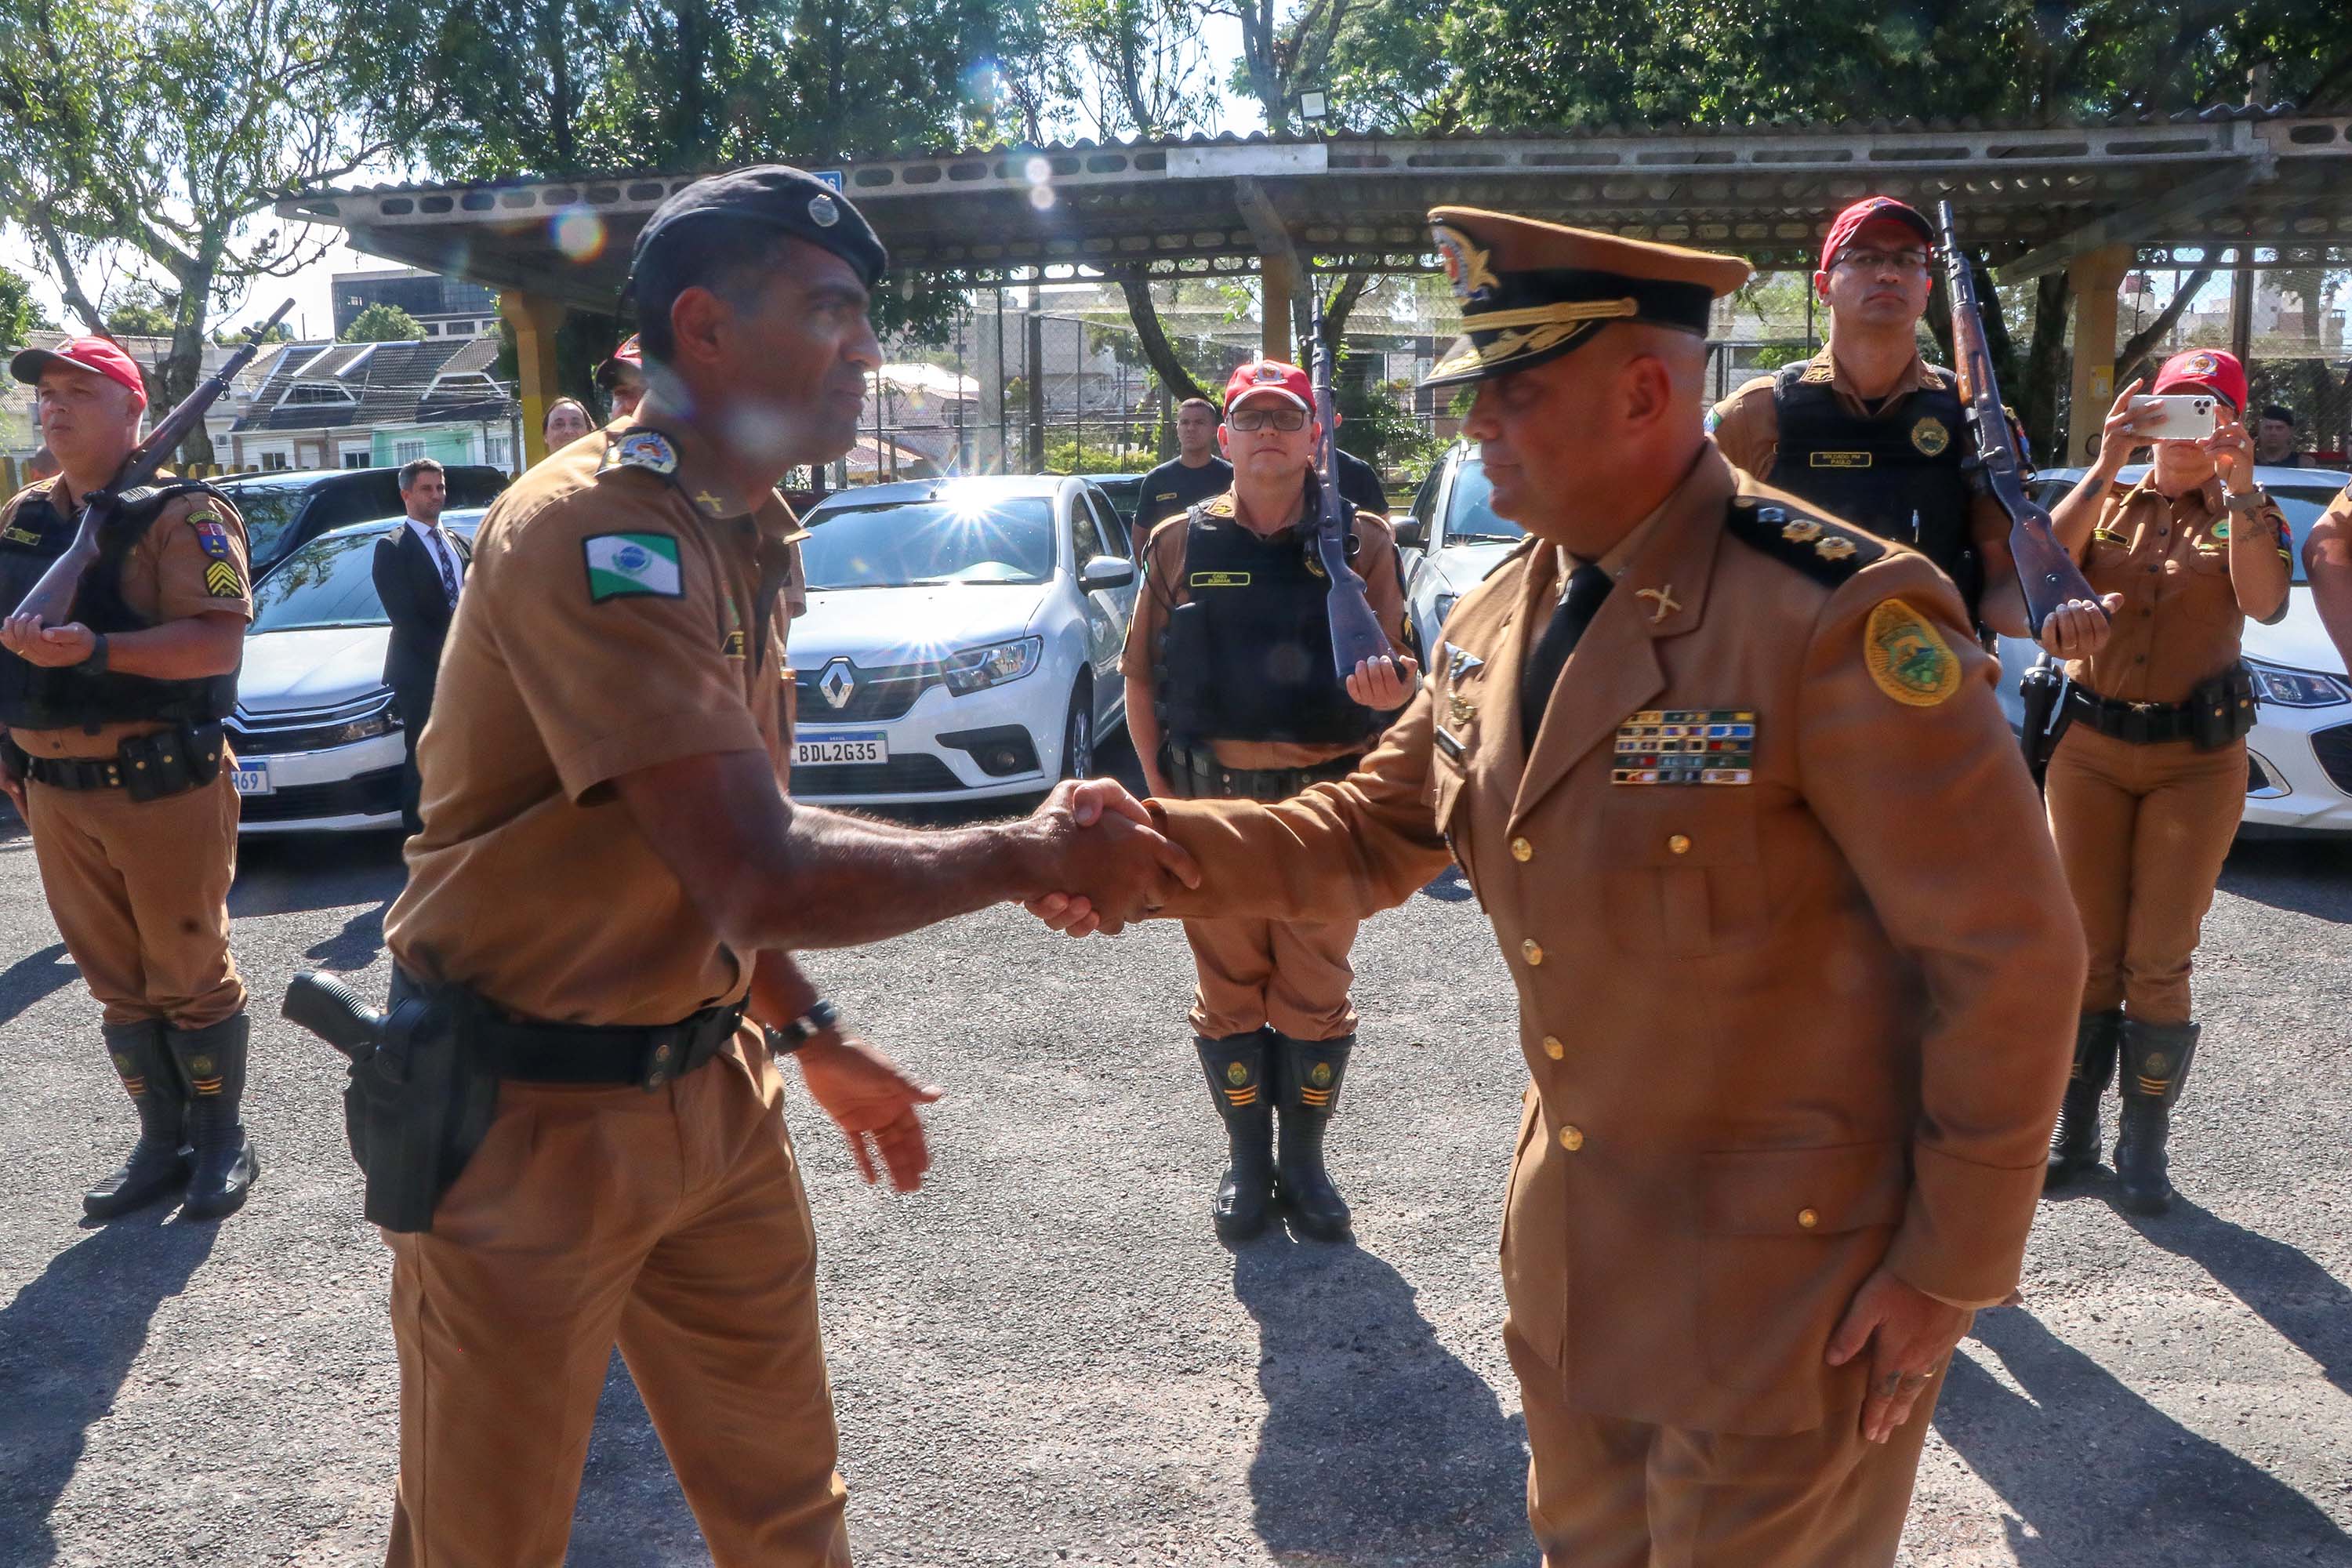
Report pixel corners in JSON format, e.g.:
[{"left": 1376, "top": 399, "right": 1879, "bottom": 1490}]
[
  {"left": 768, "top": 998, "right": 840, "bottom": 1053},
  {"left": 80, "top": 632, "right": 107, "bottom": 677}
]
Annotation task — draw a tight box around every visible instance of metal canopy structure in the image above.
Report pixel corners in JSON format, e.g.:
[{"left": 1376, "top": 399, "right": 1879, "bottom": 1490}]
[{"left": 278, "top": 109, "right": 2352, "bottom": 465}]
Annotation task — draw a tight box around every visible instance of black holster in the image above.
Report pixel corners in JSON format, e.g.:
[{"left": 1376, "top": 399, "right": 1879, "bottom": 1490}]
[
  {"left": 2018, "top": 655, "right": 2073, "bottom": 789},
  {"left": 2190, "top": 665, "right": 2258, "bottom": 751},
  {"left": 343, "top": 972, "right": 499, "bottom": 1234},
  {"left": 120, "top": 720, "right": 227, "bottom": 802}
]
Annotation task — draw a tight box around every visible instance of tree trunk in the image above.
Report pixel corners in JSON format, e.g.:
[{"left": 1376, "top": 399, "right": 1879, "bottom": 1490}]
[
  {"left": 1116, "top": 272, "right": 1209, "bottom": 403},
  {"left": 1316, "top": 270, "right": 1371, "bottom": 357},
  {"left": 2017, "top": 273, "right": 2072, "bottom": 469},
  {"left": 2114, "top": 267, "right": 2212, "bottom": 391},
  {"left": 161, "top": 253, "right": 220, "bottom": 466}
]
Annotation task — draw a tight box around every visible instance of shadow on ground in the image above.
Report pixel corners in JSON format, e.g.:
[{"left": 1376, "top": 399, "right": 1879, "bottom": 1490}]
[
  {"left": 565, "top": 1353, "right": 709, "bottom": 1566},
  {"left": 1936, "top": 1305, "right": 2351, "bottom": 1566},
  {"left": 1233, "top": 1234, "right": 1532, "bottom": 1566},
  {"left": 0, "top": 940, "right": 79, "bottom": 1028},
  {"left": 2125, "top": 1199, "right": 2352, "bottom": 1400},
  {"left": 0, "top": 1210, "right": 219, "bottom": 1565},
  {"left": 2219, "top": 835, "right": 2352, "bottom": 922}
]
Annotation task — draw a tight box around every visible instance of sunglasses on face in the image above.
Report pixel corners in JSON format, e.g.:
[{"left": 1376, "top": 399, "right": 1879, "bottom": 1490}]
[{"left": 1227, "top": 405, "right": 1308, "bottom": 432}]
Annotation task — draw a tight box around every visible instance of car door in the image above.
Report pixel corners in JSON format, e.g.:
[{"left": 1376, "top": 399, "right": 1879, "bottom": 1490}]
[{"left": 1071, "top": 488, "right": 1134, "bottom": 720}]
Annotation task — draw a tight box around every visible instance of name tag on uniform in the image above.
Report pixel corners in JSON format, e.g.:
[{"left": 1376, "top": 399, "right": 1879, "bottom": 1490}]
[
  {"left": 1612, "top": 710, "right": 1755, "bottom": 785},
  {"left": 1435, "top": 727, "right": 1468, "bottom": 763},
  {"left": 1189, "top": 571, "right": 1250, "bottom": 589},
  {"left": 1809, "top": 452, "right": 1872, "bottom": 469}
]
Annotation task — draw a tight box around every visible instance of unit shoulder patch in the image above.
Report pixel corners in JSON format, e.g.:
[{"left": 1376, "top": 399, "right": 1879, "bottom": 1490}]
[
  {"left": 596, "top": 430, "right": 681, "bottom": 478},
  {"left": 1723, "top": 499, "right": 1885, "bottom": 587},
  {"left": 583, "top": 532, "right": 684, "bottom": 602},
  {"left": 1863, "top": 597, "right": 1960, "bottom": 707},
  {"left": 188, "top": 517, "right": 233, "bottom": 561}
]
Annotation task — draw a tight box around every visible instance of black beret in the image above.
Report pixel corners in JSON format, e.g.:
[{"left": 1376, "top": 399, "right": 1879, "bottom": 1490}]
[
  {"left": 2261, "top": 405, "right": 2295, "bottom": 426},
  {"left": 629, "top": 165, "right": 887, "bottom": 295}
]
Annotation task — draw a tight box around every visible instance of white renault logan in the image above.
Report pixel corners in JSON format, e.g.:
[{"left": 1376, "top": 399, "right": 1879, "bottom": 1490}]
[{"left": 786, "top": 475, "right": 1139, "bottom": 806}]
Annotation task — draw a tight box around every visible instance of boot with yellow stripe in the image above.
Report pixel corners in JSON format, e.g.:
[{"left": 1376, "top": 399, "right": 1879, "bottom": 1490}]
[
  {"left": 1196, "top": 1033, "right": 1274, "bottom": 1242},
  {"left": 1271, "top": 1032, "right": 1352, "bottom": 1243},
  {"left": 82, "top": 1020, "right": 192, "bottom": 1221},
  {"left": 167, "top": 1013, "right": 260, "bottom": 1221},
  {"left": 2045, "top": 1008, "right": 2122, "bottom": 1189},
  {"left": 2115, "top": 1017, "right": 2198, "bottom": 1218}
]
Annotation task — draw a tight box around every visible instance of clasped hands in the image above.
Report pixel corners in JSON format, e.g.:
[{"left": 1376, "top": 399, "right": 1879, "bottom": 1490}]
[
  {"left": 1014, "top": 777, "right": 1199, "bottom": 938},
  {"left": 0, "top": 612, "right": 97, "bottom": 668}
]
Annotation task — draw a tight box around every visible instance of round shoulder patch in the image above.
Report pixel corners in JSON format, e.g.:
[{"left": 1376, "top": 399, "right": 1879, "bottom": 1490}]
[{"left": 1864, "top": 597, "right": 1961, "bottom": 707}]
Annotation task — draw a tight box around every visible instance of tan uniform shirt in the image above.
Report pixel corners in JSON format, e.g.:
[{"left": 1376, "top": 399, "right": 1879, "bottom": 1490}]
[
  {"left": 1709, "top": 347, "right": 2009, "bottom": 555},
  {"left": 1147, "top": 445, "right": 2082, "bottom": 1436},
  {"left": 385, "top": 419, "right": 801, "bottom": 1026},
  {"left": 2068, "top": 474, "right": 2292, "bottom": 704},
  {"left": 0, "top": 479, "right": 253, "bottom": 759},
  {"left": 1121, "top": 487, "right": 1410, "bottom": 770}
]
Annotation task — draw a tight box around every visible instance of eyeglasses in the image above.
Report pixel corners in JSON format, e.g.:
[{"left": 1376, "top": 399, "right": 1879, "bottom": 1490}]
[
  {"left": 1833, "top": 248, "right": 1932, "bottom": 274},
  {"left": 1227, "top": 405, "right": 1308, "bottom": 432}
]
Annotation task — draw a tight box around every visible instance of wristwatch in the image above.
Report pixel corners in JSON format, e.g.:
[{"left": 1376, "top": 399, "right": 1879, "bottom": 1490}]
[
  {"left": 767, "top": 998, "right": 840, "bottom": 1054},
  {"left": 2223, "top": 488, "right": 2266, "bottom": 516}
]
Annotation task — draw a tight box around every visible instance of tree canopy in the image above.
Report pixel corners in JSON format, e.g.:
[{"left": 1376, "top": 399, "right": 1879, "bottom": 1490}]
[{"left": 341, "top": 302, "right": 426, "bottom": 341}]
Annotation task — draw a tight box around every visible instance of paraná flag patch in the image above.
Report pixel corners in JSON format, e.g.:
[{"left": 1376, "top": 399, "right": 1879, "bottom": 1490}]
[{"left": 584, "top": 533, "right": 683, "bottom": 601}]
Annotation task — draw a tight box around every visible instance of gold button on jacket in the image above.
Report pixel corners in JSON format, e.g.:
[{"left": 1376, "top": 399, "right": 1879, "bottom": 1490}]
[{"left": 1150, "top": 448, "right": 2082, "bottom": 1437}]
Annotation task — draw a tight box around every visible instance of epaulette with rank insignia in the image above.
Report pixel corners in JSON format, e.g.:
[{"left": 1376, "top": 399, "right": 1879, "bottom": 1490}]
[{"left": 1724, "top": 498, "right": 1884, "bottom": 588}]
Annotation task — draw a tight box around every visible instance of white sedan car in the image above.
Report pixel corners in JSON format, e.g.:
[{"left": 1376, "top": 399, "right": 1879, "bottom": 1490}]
[
  {"left": 1396, "top": 443, "right": 1525, "bottom": 664},
  {"left": 227, "top": 512, "right": 484, "bottom": 833},
  {"left": 786, "top": 475, "right": 1139, "bottom": 805},
  {"left": 1996, "top": 464, "right": 2352, "bottom": 837}
]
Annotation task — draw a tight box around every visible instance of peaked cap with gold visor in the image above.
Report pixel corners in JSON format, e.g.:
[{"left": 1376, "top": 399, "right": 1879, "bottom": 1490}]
[{"left": 1421, "top": 208, "right": 1753, "bottom": 389}]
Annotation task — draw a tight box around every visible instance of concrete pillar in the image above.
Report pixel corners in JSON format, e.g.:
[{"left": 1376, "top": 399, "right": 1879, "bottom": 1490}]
[
  {"left": 2228, "top": 252, "right": 2256, "bottom": 365},
  {"left": 2062, "top": 245, "right": 2132, "bottom": 466},
  {"left": 500, "top": 289, "right": 566, "bottom": 468},
  {"left": 1261, "top": 252, "right": 1298, "bottom": 363}
]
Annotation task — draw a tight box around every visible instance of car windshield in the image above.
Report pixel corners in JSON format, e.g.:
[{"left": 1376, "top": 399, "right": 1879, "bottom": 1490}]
[
  {"left": 1443, "top": 458, "right": 1526, "bottom": 546},
  {"left": 218, "top": 481, "right": 313, "bottom": 564},
  {"left": 800, "top": 495, "right": 1057, "bottom": 588},
  {"left": 250, "top": 514, "right": 483, "bottom": 633},
  {"left": 2034, "top": 473, "right": 2343, "bottom": 585}
]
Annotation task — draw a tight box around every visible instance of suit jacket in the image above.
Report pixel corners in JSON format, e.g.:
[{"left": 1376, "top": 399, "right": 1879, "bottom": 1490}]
[
  {"left": 374, "top": 522, "right": 470, "bottom": 717},
  {"left": 1149, "top": 444, "right": 2082, "bottom": 1436}
]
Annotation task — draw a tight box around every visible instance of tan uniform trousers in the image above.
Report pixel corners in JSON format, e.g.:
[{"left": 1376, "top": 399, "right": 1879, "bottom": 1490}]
[
  {"left": 1181, "top": 914, "right": 1359, "bottom": 1041},
  {"left": 24, "top": 772, "right": 245, "bottom": 1029},
  {"left": 1508, "top": 1325, "right": 1946, "bottom": 1568},
  {"left": 2045, "top": 725, "right": 2245, "bottom": 1024},
  {"left": 383, "top": 1035, "right": 851, "bottom": 1568}
]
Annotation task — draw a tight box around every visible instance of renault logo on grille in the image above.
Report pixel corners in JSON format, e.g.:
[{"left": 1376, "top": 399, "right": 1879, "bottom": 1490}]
[{"left": 818, "top": 659, "right": 857, "bottom": 710}]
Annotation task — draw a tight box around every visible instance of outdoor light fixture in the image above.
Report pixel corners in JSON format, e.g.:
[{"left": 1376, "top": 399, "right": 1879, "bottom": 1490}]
[{"left": 1298, "top": 90, "right": 1328, "bottom": 125}]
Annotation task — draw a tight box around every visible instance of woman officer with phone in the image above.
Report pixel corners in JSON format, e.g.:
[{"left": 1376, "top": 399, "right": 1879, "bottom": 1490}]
[{"left": 2034, "top": 347, "right": 2292, "bottom": 1217}]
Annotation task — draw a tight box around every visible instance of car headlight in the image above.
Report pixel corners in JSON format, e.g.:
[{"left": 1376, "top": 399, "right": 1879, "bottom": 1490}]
[
  {"left": 1432, "top": 592, "right": 1461, "bottom": 632},
  {"left": 2246, "top": 659, "right": 2352, "bottom": 708},
  {"left": 942, "top": 635, "right": 1044, "bottom": 695}
]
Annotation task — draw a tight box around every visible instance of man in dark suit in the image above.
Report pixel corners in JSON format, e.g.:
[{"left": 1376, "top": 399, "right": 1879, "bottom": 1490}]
[{"left": 372, "top": 457, "right": 468, "bottom": 834}]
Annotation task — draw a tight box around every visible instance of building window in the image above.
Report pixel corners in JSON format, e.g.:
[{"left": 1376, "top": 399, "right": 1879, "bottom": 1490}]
[
  {"left": 260, "top": 450, "right": 290, "bottom": 471},
  {"left": 394, "top": 439, "right": 427, "bottom": 464},
  {"left": 342, "top": 449, "right": 370, "bottom": 469},
  {"left": 423, "top": 322, "right": 441, "bottom": 336},
  {"left": 485, "top": 431, "right": 514, "bottom": 470}
]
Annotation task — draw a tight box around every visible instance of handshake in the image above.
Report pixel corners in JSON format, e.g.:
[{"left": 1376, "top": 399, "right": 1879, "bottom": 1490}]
[{"left": 1005, "top": 779, "right": 1199, "bottom": 938}]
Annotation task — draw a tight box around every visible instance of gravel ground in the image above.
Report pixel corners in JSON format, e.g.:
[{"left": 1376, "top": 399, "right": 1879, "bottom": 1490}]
[{"left": 1, "top": 747, "right": 2347, "bottom": 1568}]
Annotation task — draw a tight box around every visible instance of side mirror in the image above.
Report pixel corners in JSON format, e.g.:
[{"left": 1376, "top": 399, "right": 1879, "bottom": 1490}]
[
  {"left": 1392, "top": 512, "right": 1429, "bottom": 550},
  {"left": 1080, "top": 556, "right": 1136, "bottom": 590}
]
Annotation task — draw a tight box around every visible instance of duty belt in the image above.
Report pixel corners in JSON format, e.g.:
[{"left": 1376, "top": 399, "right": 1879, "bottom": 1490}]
[
  {"left": 2063, "top": 676, "right": 2250, "bottom": 749},
  {"left": 4, "top": 720, "right": 226, "bottom": 797},
  {"left": 478, "top": 999, "right": 748, "bottom": 1091},
  {"left": 1164, "top": 742, "right": 1361, "bottom": 802}
]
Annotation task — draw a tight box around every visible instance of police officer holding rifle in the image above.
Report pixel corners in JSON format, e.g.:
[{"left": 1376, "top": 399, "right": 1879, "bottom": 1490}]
[
  {"left": 1121, "top": 344, "right": 1413, "bottom": 1245},
  {"left": 0, "top": 310, "right": 285, "bottom": 1223},
  {"left": 281, "top": 168, "right": 1196, "bottom": 1566}
]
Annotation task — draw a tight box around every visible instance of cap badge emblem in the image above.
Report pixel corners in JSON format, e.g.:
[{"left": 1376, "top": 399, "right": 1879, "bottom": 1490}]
[
  {"left": 2187, "top": 351, "right": 2217, "bottom": 377},
  {"left": 808, "top": 195, "right": 839, "bottom": 227},
  {"left": 1253, "top": 365, "right": 1283, "bottom": 383},
  {"left": 1432, "top": 223, "right": 1501, "bottom": 303}
]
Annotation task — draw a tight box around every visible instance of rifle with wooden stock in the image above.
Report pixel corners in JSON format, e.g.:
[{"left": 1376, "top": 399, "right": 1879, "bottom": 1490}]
[
  {"left": 1306, "top": 300, "right": 1395, "bottom": 682},
  {"left": 10, "top": 299, "right": 295, "bottom": 628}
]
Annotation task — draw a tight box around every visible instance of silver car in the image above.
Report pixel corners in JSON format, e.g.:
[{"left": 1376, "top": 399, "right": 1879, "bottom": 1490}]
[
  {"left": 1995, "top": 465, "right": 2351, "bottom": 837},
  {"left": 1396, "top": 443, "right": 1525, "bottom": 665},
  {"left": 227, "top": 512, "right": 483, "bottom": 833}
]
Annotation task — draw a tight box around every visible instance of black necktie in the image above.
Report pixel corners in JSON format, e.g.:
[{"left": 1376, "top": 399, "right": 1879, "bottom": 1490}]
[
  {"left": 426, "top": 528, "right": 459, "bottom": 606},
  {"left": 1520, "top": 562, "right": 1613, "bottom": 750}
]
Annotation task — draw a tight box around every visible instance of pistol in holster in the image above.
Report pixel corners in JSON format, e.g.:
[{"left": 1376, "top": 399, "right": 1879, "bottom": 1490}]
[
  {"left": 282, "top": 968, "right": 499, "bottom": 1233},
  {"left": 2017, "top": 654, "right": 2074, "bottom": 789}
]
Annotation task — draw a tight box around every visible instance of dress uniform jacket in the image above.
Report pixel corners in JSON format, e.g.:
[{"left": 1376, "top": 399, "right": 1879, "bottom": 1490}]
[{"left": 1148, "top": 445, "right": 2083, "bottom": 1436}]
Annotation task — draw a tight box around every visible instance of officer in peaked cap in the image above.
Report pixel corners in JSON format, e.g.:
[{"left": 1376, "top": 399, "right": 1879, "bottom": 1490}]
[
  {"left": 1035, "top": 206, "right": 2082, "bottom": 1566},
  {"left": 369, "top": 163, "right": 1194, "bottom": 1565}
]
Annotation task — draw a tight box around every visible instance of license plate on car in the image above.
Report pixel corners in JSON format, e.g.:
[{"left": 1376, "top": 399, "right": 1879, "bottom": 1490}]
[
  {"left": 794, "top": 732, "right": 887, "bottom": 766},
  {"left": 231, "top": 759, "right": 274, "bottom": 797}
]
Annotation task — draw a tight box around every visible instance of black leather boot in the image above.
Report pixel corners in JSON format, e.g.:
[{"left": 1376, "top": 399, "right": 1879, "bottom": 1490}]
[
  {"left": 2115, "top": 1017, "right": 2199, "bottom": 1217},
  {"left": 1196, "top": 1033, "right": 1273, "bottom": 1242},
  {"left": 1271, "top": 1032, "right": 1352, "bottom": 1243},
  {"left": 2045, "top": 1008, "right": 2122, "bottom": 1189},
  {"left": 169, "top": 1014, "right": 260, "bottom": 1221},
  {"left": 83, "top": 1021, "right": 191, "bottom": 1221}
]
